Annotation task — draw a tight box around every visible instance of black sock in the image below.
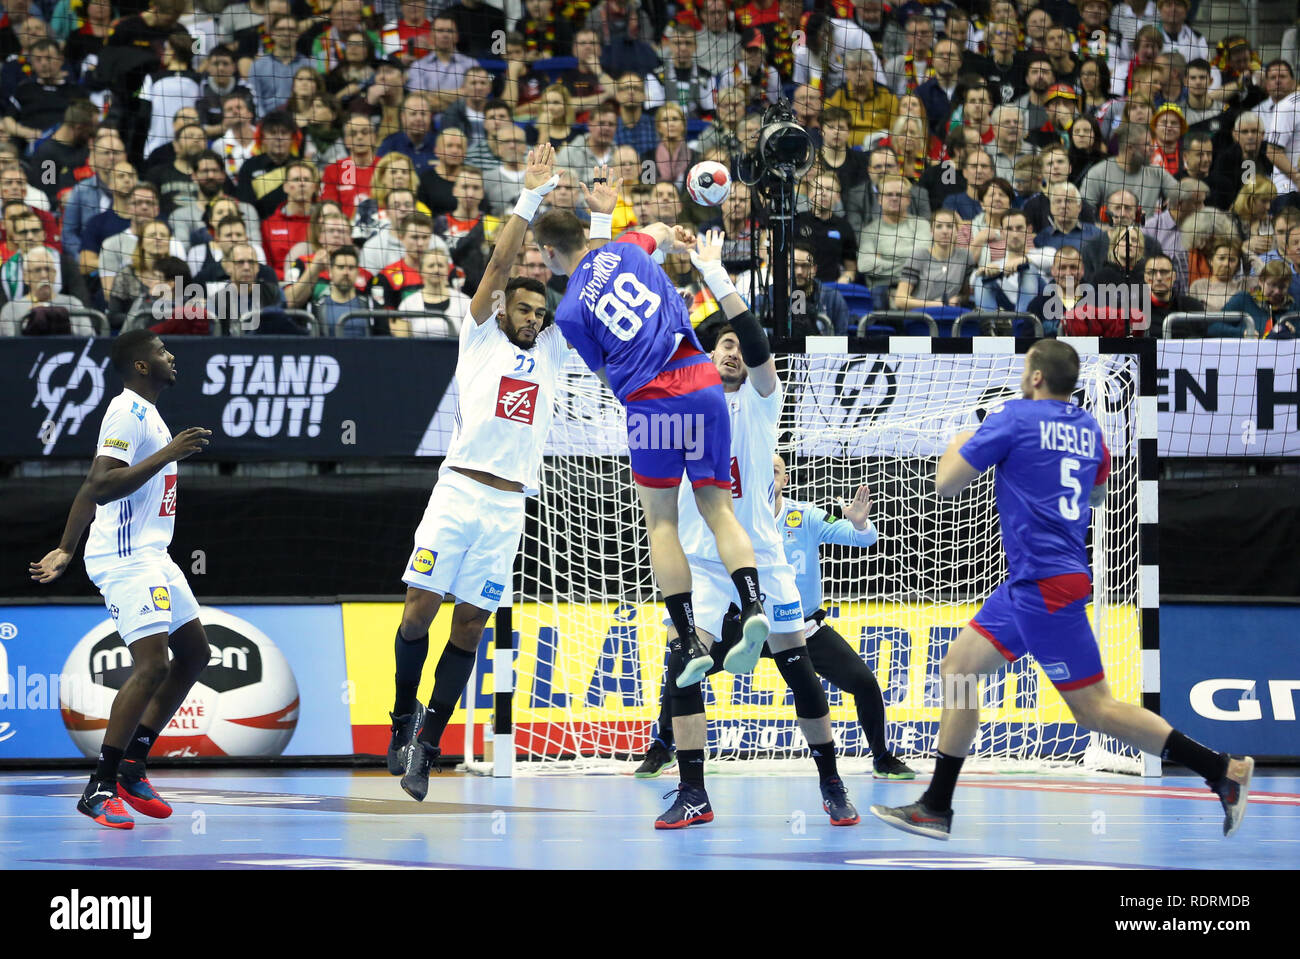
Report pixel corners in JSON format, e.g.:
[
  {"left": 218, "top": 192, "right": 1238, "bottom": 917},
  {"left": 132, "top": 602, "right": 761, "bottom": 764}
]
[
  {"left": 393, "top": 627, "right": 429, "bottom": 717},
  {"left": 730, "top": 567, "right": 760, "bottom": 606},
  {"left": 678, "top": 748, "right": 705, "bottom": 787},
  {"left": 1162, "top": 730, "right": 1230, "bottom": 782},
  {"left": 123, "top": 724, "right": 159, "bottom": 764},
  {"left": 810, "top": 740, "right": 839, "bottom": 782},
  {"left": 920, "top": 751, "right": 965, "bottom": 812},
  {"left": 417, "top": 643, "right": 477, "bottom": 749},
  {"left": 664, "top": 592, "right": 696, "bottom": 641},
  {"left": 93, "top": 743, "right": 125, "bottom": 786}
]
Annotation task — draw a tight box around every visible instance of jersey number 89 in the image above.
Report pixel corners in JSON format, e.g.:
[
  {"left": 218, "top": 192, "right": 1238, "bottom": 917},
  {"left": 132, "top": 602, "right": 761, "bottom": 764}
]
[{"left": 594, "top": 272, "right": 662, "bottom": 341}]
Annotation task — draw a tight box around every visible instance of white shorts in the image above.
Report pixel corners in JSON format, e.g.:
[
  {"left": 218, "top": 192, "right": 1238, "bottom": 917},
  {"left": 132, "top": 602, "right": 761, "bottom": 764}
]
[
  {"left": 86, "top": 551, "right": 201, "bottom": 645},
  {"left": 401, "top": 469, "right": 524, "bottom": 612},
  {"left": 686, "top": 558, "right": 804, "bottom": 641}
]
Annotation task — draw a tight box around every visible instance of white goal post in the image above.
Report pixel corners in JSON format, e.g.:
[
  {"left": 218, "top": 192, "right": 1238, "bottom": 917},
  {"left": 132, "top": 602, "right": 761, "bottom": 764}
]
[{"left": 464, "top": 337, "right": 1160, "bottom": 778}]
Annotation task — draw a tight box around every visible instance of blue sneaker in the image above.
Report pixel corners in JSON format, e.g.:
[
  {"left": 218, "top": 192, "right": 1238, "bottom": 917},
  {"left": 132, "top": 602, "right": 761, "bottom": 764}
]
[
  {"left": 821, "top": 777, "right": 860, "bottom": 826},
  {"left": 117, "top": 759, "right": 172, "bottom": 819},
  {"left": 654, "top": 784, "right": 713, "bottom": 829},
  {"left": 78, "top": 782, "right": 134, "bottom": 830}
]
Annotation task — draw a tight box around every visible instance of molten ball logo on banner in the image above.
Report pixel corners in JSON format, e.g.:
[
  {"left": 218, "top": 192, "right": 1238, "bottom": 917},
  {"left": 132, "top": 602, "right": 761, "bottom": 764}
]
[{"left": 60, "top": 608, "right": 299, "bottom": 758}]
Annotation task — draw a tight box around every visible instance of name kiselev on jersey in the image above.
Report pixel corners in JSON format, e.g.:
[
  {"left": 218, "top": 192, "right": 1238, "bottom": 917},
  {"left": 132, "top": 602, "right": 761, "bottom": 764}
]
[{"left": 1039, "top": 420, "right": 1096, "bottom": 458}]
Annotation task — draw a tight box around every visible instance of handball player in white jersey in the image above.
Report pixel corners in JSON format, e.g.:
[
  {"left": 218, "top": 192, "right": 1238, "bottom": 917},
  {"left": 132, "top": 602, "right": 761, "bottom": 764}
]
[
  {"left": 629, "top": 230, "right": 862, "bottom": 829},
  {"left": 393, "top": 144, "right": 570, "bottom": 801},
  {"left": 31, "top": 330, "right": 213, "bottom": 830}
]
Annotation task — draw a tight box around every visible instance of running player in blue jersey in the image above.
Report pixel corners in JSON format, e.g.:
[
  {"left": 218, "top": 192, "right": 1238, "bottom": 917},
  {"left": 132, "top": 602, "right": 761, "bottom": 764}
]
[
  {"left": 871, "top": 341, "right": 1255, "bottom": 840},
  {"left": 635, "top": 454, "right": 915, "bottom": 781},
  {"left": 534, "top": 177, "right": 771, "bottom": 699}
]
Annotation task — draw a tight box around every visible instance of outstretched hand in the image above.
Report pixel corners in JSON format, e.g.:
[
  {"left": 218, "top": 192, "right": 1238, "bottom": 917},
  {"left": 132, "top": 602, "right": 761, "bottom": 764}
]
[
  {"left": 524, "top": 143, "right": 559, "bottom": 194},
  {"left": 689, "top": 228, "right": 726, "bottom": 270},
  {"left": 30, "top": 547, "right": 71, "bottom": 584},
  {"left": 578, "top": 163, "right": 623, "bottom": 215},
  {"left": 841, "top": 484, "right": 872, "bottom": 528}
]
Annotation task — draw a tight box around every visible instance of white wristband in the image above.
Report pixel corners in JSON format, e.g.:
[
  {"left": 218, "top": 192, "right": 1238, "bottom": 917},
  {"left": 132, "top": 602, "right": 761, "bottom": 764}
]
[
  {"left": 512, "top": 187, "right": 545, "bottom": 223},
  {"left": 698, "top": 264, "right": 737, "bottom": 301},
  {"left": 589, "top": 212, "right": 613, "bottom": 239}
]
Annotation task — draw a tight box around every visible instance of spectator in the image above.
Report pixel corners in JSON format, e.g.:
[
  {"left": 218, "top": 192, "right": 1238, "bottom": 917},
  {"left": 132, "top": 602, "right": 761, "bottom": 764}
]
[
  {"left": 827, "top": 49, "right": 896, "bottom": 146},
  {"left": 503, "top": 32, "right": 547, "bottom": 117},
  {"left": 518, "top": 243, "right": 565, "bottom": 312},
  {"left": 1024, "top": 144, "right": 1092, "bottom": 231},
  {"left": 1180, "top": 207, "right": 1237, "bottom": 286},
  {"left": 531, "top": 85, "right": 581, "bottom": 153},
  {"left": 1035, "top": 181, "right": 1103, "bottom": 254},
  {"left": 1144, "top": 177, "right": 1206, "bottom": 289},
  {"left": 557, "top": 100, "right": 618, "bottom": 182},
  {"left": 1230, "top": 177, "right": 1279, "bottom": 269},
  {"left": 613, "top": 72, "right": 657, "bottom": 156},
  {"left": 233, "top": 0, "right": 290, "bottom": 77},
  {"left": 248, "top": 15, "right": 309, "bottom": 119},
  {"left": 359, "top": 187, "right": 423, "bottom": 275},
  {"left": 728, "top": 27, "right": 780, "bottom": 109},
  {"left": 352, "top": 59, "right": 405, "bottom": 143},
  {"left": 140, "top": 29, "right": 202, "bottom": 165},
  {"left": 1156, "top": 0, "right": 1208, "bottom": 63},
  {"left": 647, "top": 22, "right": 717, "bottom": 116},
  {"left": 797, "top": 169, "right": 858, "bottom": 284},
  {"left": 131, "top": 256, "right": 211, "bottom": 336},
  {"left": 377, "top": 92, "right": 439, "bottom": 175},
  {"left": 1182, "top": 57, "right": 1219, "bottom": 128},
  {"left": 408, "top": 16, "right": 476, "bottom": 112},
  {"left": 1221, "top": 260, "right": 1294, "bottom": 337},
  {"left": 286, "top": 66, "right": 326, "bottom": 131},
  {"left": 195, "top": 46, "right": 249, "bottom": 140},
  {"left": 4, "top": 37, "right": 86, "bottom": 149},
  {"left": 64, "top": 0, "right": 115, "bottom": 72},
  {"left": 986, "top": 104, "right": 1032, "bottom": 183},
  {"left": 697, "top": 0, "right": 740, "bottom": 79},
  {"left": 648, "top": 103, "right": 696, "bottom": 191},
  {"left": 1077, "top": 56, "right": 1118, "bottom": 131},
  {"left": 415, "top": 129, "right": 467, "bottom": 217},
  {"left": 836, "top": 0, "right": 905, "bottom": 66},
  {"left": 885, "top": 13, "right": 935, "bottom": 98},
  {"left": 1208, "top": 113, "right": 1279, "bottom": 211},
  {"left": 562, "top": 29, "right": 616, "bottom": 122},
  {"left": 108, "top": 223, "right": 180, "bottom": 331},
  {"left": 517, "top": 0, "right": 572, "bottom": 59},
  {"left": 215, "top": 91, "right": 259, "bottom": 181},
  {"left": 858, "top": 173, "right": 932, "bottom": 304},
  {"left": 440, "top": 66, "right": 496, "bottom": 149},
  {"left": 444, "top": 0, "right": 506, "bottom": 58},
  {"left": 0, "top": 166, "right": 58, "bottom": 250},
  {"left": 1082, "top": 188, "right": 1165, "bottom": 275},
  {"left": 236, "top": 110, "right": 301, "bottom": 219},
  {"left": 972, "top": 209, "right": 1046, "bottom": 313},
  {"left": 320, "top": 114, "right": 380, "bottom": 218},
  {"left": 61, "top": 128, "right": 125, "bottom": 263},
  {"left": 394, "top": 246, "right": 471, "bottom": 335},
  {"left": 208, "top": 239, "right": 286, "bottom": 334},
  {"left": 953, "top": 83, "right": 993, "bottom": 144},
  {"left": 588, "top": 0, "right": 658, "bottom": 75},
  {"left": 1028, "top": 83, "right": 1079, "bottom": 151},
  {"left": 1081, "top": 123, "right": 1181, "bottom": 213},
  {"left": 481, "top": 124, "right": 529, "bottom": 216},
  {"left": 307, "top": 0, "right": 377, "bottom": 75},
  {"left": 370, "top": 211, "right": 434, "bottom": 314},
  {"left": 284, "top": 210, "right": 370, "bottom": 310},
  {"left": 81, "top": 163, "right": 146, "bottom": 278},
  {"left": 312, "top": 243, "right": 369, "bottom": 336},
  {"left": 1150, "top": 103, "right": 1188, "bottom": 176},
  {"left": 148, "top": 123, "right": 207, "bottom": 218},
  {"left": 262, "top": 159, "right": 317, "bottom": 279},
  {"left": 170, "top": 152, "right": 261, "bottom": 251},
  {"left": 1067, "top": 114, "right": 1109, "bottom": 188},
  {"left": 817, "top": 106, "right": 870, "bottom": 203},
  {"left": 27, "top": 100, "right": 96, "bottom": 208},
  {"left": 1014, "top": 52, "right": 1055, "bottom": 133},
  {"left": 942, "top": 147, "right": 995, "bottom": 221},
  {"left": 540, "top": 169, "right": 586, "bottom": 227},
  {"left": 916, "top": 37, "right": 963, "bottom": 139},
  {"left": 1026, "top": 245, "right": 1086, "bottom": 337},
  {"left": 382, "top": 0, "right": 435, "bottom": 64},
  {"left": 302, "top": 94, "right": 347, "bottom": 167},
  {"left": 433, "top": 169, "right": 489, "bottom": 294},
  {"left": 190, "top": 213, "right": 264, "bottom": 292},
  {"left": 887, "top": 113, "right": 936, "bottom": 185},
  {"left": 1143, "top": 253, "right": 1205, "bottom": 337},
  {"left": 893, "top": 207, "right": 971, "bottom": 309},
  {"left": 970, "top": 19, "right": 1025, "bottom": 107},
  {"left": 1189, "top": 236, "right": 1247, "bottom": 310},
  {"left": 699, "top": 86, "right": 749, "bottom": 158},
  {"left": 845, "top": 144, "right": 930, "bottom": 231},
  {"left": 327, "top": 29, "right": 377, "bottom": 105},
  {"left": 0, "top": 247, "right": 89, "bottom": 336},
  {"left": 754, "top": 240, "right": 852, "bottom": 335},
  {"left": 1179, "top": 128, "right": 1215, "bottom": 186}
]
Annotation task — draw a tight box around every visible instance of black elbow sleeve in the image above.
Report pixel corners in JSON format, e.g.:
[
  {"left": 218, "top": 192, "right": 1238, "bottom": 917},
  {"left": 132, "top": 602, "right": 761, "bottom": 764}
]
[{"left": 729, "top": 309, "right": 770, "bottom": 367}]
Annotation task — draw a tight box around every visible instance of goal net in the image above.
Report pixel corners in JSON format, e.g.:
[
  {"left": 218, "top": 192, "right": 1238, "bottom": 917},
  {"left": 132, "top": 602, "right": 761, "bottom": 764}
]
[{"left": 482, "top": 344, "right": 1144, "bottom": 775}]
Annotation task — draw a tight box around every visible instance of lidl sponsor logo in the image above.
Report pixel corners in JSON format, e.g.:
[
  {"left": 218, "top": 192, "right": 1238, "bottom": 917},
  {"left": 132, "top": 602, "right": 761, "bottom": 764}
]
[
  {"left": 785, "top": 509, "right": 803, "bottom": 528},
  {"left": 410, "top": 548, "right": 437, "bottom": 575},
  {"left": 151, "top": 587, "right": 171, "bottom": 611}
]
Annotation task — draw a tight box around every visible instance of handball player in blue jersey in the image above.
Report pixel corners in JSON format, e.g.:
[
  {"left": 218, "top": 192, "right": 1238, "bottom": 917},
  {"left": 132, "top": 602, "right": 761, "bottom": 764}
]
[
  {"left": 871, "top": 340, "right": 1255, "bottom": 841},
  {"left": 534, "top": 169, "right": 771, "bottom": 693}
]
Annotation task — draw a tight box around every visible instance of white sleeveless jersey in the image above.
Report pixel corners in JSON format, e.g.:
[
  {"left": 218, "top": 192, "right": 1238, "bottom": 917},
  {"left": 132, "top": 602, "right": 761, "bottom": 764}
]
[
  {"left": 441, "top": 313, "right": 568, "bottom": 493},
  {"left": 678, "top": 377, "right": 785, "bottom": 566},
  {"left": 84, "top": 390, "right": 178, "bottom": 569}
]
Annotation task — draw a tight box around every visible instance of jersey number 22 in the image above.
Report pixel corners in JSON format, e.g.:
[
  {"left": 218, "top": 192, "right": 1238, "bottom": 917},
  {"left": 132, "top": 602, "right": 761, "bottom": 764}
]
[{"left": 594, "top": 272, "right": 661, "bottom": 341}]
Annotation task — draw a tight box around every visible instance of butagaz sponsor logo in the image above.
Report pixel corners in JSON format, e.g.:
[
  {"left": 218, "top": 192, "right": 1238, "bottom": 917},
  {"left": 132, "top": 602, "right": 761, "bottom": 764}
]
[
  {"left": 159, "top": 474, "right": 177, "bottom": 517},
  {"left": 202, "top": 354, "right": 340, "bottom": 439},
  {"left": 50, "top": 890, "right": 152, "bottom": 939},
  {"left": 626, "top": 412, "right": 706, "bottom": 460},
  {"left": 773, "top": 602, "right": 803, "bottom": 624},
  {"left": 481, "top": 580, "right": 504, "bottom": 602},
  {"left": 496, "top": 376, "right": 539, "bottom": 424},
  {"left": 28, "top": 339, "right": 110, "bottom": 455}
]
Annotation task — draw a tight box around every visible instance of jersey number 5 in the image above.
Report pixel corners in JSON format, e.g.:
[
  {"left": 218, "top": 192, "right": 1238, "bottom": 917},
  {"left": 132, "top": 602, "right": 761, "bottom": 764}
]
[
  {"left": 1059, "top": 457, "right": 1082, "bottom": 521},
  {"left": 594, "top": 272, "right": 661, "bottom": 341}
]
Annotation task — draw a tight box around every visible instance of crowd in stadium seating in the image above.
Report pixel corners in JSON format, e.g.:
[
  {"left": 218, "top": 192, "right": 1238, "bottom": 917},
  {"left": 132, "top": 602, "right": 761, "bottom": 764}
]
[{"left": 0, "top": 0, "right": 1298, "bottom": 339}]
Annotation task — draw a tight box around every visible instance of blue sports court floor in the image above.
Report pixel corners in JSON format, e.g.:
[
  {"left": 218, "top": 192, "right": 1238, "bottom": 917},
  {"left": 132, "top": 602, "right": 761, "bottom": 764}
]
[{"left": 2, "top": 768, "right": 1297, "bottom": 870}]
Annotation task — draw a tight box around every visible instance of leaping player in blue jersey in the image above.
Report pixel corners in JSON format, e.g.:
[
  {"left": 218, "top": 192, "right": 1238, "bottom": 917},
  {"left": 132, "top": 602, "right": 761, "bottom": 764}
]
[
  {"left": 535, "top": 174, "right": 771, "bottom": 693},
  {"left": 871, "top": 340, "right": 1255, "bottom": 841}
]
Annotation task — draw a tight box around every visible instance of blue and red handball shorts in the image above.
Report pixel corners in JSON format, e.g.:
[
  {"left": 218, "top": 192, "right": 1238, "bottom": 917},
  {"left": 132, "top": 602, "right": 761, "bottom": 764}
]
[
  {"left": 970, "top": 573, "right": 1106, "bottom": 691},
  {"left": 624, "top": 340, "right": 731, "bottom": 490}
]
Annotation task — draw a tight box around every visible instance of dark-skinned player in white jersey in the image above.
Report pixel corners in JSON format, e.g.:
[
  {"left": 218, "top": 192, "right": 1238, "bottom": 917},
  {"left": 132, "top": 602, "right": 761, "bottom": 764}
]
[
  {"left": 872, "top": 340, "right": 1255, "bottom": 840},
  {"left": 31, "top": 330, "right": 213, "bottom": 829}
]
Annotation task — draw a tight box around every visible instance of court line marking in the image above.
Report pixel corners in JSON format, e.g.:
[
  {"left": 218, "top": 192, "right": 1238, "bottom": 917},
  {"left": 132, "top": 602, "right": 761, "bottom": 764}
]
[
  {"left": 782, "top": 837, "right": 823, "bottom": 842},
  {"left": 702, "top": 838, "right": 743, "bottom": 843},
  {"left": 61, "top": 840, "right": 100, "bottom": 844},
  {"left": 220, "top": 838, "right": 263, "bottom": 843},
  {"left": 141, "top": 839, "right": 182, "bottom": 843},
  {"left": 1257, "top": 839, "right": 1300, "bottom": 842},
  {"left": 462, "top": 838, "right": 503, "bottom": 842},
  {"left": 541, "top": 838, "right": 582, "bottom": 843},
  {"left": 380, "top": 837, "right": 423, "bottom": 841},
  {"left": 1178, "top": 838, "right": 1217, "bottom": 842},
  {"left": 301, "top": 838, "right": 342, "bottom": 841},
  {"left": 1018, "top": 838, "right": 1061, "bottom": 842}
]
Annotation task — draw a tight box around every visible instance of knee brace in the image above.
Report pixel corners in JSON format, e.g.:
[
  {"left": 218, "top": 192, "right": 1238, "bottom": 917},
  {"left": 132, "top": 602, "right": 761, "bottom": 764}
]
[
  {"left": 774, "top": 645, "right": 829, "bottom": 719},
  {"left": 666, "top": 643, "right": 706, "bottom": 718}
]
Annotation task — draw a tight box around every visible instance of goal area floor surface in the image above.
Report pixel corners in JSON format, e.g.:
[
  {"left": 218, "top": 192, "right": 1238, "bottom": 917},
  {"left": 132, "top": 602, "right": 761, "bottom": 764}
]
[{"left": 1, "top": 768, "right": 1297, "bottom": 870}]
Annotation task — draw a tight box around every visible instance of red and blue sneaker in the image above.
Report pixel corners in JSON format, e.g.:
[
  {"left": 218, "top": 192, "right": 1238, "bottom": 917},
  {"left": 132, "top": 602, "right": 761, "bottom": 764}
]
[
  {"left": 654, "top": 784, "right": 713, "bottom": 829},
  {"left": 820, "top": 777, "right": 860, "bottom": 826},
  {"left": 117, "top": 760, "right": 172, "bottom": 819},
  {"left": 77, "top": 783, "right": 134, "bottom": 830}
]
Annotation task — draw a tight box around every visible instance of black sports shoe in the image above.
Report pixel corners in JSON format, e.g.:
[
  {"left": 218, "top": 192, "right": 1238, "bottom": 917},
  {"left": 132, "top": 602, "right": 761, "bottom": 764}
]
[
  {"left": 387, "top": 704, "right": 424, "bottom": 775},
  {"left": 1209, "top": 756, "right": 1254, "bottom": 837},
  {"left": 870, "top": 800, "right": 953, "bottom": 840},
  {"left": 820, "top": 777, "right": 860, "bottom": 826},
  {"left": 723, "top": 601, "right": 769, "bottom": 674},
  {"left": 634, "top": 741, "right": 677, "bottom": 779},
  {"left": 654, "top": 783, "right": 713, "bottom": 829},
  {"left": 872, "top": 755, "right": 918, "bottom": 780},
  {"left": 674, "top": 632, "right": 714, "bottom": 688},
  {"left": 400, "top": 740, "right": 439, "bottom": 802}
]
